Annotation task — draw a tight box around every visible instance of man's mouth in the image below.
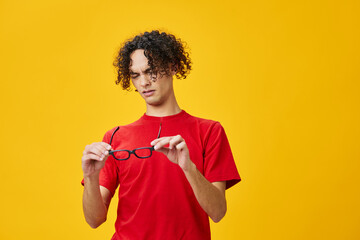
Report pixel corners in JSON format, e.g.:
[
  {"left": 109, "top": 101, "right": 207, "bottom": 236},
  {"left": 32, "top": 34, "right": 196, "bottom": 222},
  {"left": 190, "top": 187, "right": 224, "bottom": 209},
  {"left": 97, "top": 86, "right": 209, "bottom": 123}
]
[{"left": 142, "top": 90, "right": 155, "bottom": 97}]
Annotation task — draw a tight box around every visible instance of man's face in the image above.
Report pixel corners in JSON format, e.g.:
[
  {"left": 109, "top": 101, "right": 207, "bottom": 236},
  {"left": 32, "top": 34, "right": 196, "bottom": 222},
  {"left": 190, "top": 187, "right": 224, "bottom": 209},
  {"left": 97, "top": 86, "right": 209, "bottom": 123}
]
[{"left": 129, "top": 49, "right": 175, "bottom": 107}]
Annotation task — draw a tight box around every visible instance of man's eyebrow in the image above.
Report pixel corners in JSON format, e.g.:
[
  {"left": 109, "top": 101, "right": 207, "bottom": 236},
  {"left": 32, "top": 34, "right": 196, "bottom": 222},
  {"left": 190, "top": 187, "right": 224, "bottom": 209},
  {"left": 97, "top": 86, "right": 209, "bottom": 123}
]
[{"left": 130, "top": 68, "right": 151, "bottom": 74}]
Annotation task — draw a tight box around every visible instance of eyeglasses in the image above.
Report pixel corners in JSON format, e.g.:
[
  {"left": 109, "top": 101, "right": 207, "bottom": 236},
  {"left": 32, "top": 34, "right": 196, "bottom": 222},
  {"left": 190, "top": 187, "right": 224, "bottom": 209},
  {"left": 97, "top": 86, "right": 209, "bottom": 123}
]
[{"left": 108, "top": 123, "right": 162, "bottom": 161}]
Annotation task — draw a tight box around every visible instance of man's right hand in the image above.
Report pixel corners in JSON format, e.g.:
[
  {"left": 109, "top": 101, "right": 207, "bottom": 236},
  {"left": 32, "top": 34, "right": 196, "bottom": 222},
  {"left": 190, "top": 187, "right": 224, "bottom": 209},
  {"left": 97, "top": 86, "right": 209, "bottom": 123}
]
[{"left": 82, "top": 142, "right": 112, "bottom": 177}]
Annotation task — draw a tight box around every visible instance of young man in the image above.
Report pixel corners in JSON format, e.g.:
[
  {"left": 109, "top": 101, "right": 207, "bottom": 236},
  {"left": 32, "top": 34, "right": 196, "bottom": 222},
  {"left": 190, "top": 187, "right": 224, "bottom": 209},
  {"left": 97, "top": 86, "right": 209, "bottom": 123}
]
[{"left": 81, "top": 30, "right": 241, "bottom": 240}]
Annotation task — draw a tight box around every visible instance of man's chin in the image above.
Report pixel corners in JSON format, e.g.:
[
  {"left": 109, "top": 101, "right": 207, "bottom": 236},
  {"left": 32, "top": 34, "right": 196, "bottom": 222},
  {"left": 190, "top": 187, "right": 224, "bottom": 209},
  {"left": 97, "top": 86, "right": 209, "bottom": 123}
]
[{"left": 145, "top": 98, "right": 163, "bottom": 107}]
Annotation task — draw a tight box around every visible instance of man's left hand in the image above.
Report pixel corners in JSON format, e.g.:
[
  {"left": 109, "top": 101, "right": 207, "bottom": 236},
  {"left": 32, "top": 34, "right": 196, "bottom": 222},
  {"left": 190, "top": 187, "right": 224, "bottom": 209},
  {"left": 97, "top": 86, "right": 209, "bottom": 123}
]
[{"left": 150, "top": 135, "right": 192, "bottom": 171}]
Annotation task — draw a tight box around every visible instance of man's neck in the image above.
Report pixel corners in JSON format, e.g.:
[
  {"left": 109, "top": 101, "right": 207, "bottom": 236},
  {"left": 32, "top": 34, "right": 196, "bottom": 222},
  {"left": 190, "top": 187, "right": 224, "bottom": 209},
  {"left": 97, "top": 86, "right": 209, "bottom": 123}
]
[{"left": 145, "top": 98, "right": 181, "bottom": 117}]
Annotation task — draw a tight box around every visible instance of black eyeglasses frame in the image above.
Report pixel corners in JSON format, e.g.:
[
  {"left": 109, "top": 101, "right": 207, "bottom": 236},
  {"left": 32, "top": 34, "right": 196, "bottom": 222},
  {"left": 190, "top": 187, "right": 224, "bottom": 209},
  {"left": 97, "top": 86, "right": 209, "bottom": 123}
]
[{"left": 108, "top": 123, "right": 162, "bottom": 161}]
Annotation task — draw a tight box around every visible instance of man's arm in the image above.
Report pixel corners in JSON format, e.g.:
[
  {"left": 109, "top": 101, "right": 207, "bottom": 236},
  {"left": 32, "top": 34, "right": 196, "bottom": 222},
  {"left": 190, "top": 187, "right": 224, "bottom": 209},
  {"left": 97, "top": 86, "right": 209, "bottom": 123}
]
[
  {"left": 82, "top": 142, "right": 112, "bottom": 228},
  {"left": 83, "top": 176, "right": 112, "bottom": 228},
  {"left": 151, "top": 135, "right": 227, "bottom": 222},
  {"left": 184, "top": 165, "right": 227, "bottom": 222}
]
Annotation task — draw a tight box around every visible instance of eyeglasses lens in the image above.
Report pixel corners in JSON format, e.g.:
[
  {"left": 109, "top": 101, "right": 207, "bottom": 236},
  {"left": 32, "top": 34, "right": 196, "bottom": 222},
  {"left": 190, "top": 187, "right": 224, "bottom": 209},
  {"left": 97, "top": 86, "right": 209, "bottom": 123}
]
[
  {"left": 114, "top": 151, "right": 130, "bottom": 160},
  {"left": 134, "top": 148, "right": 152, "bottom": 158}
]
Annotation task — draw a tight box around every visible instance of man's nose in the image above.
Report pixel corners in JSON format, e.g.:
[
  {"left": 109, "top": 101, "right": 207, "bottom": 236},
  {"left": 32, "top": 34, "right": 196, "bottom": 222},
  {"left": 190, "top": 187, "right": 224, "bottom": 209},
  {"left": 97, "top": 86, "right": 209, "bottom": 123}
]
[{"left": 139, "top": 74, "right": 151, "bottom": 87}]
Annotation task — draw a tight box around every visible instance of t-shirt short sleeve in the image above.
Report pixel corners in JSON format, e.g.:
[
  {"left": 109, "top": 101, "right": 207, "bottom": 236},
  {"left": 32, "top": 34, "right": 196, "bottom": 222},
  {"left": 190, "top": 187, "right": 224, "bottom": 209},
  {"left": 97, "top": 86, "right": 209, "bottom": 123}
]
[
  {"left": 81, "top": 129, "right": 119, "bottom": 197},
  {"left": 203, "top": 122, "right": 241, "bottom": 189}
]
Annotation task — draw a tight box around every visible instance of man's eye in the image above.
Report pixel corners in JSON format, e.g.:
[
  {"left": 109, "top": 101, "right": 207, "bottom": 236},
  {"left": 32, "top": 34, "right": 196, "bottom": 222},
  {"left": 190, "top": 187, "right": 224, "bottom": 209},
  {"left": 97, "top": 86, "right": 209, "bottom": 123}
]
[
  {"left": 148, "top": 71, "right": 156, "bottom": 78},
  {"left": 131, "top": 75, "right": 138, "bottom": 79}
]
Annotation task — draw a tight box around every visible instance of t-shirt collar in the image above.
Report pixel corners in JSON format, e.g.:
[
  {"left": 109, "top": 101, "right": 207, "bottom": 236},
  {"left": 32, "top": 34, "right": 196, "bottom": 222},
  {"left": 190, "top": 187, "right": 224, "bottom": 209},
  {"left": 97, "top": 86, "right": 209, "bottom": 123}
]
[{"left": 141, "top": 110, "right": 188, "bottom": 122}]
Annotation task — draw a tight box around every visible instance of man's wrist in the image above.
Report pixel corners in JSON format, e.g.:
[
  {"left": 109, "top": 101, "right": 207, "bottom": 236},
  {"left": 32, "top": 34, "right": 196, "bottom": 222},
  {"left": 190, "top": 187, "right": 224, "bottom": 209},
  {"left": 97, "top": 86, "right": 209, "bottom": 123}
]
[
  {"left": 84, "top": 171, "right": 100, "bottom": 184},
  {"left": 182, "top": 160, "right": 197, "bottom": 176}
]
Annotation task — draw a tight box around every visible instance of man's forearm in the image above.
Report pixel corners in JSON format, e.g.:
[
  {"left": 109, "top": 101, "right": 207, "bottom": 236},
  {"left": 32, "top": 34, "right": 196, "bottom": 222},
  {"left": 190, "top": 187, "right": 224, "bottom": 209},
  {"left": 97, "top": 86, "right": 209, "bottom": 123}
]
[
  {"left": 83, "top": 173, "right": 108, "bottom": 228},
  {"left": 151, "top": 135, "right": 227, "bottom": 222},
  {"left": 183, "top": 161, "right": 227, "bottom": 223}
]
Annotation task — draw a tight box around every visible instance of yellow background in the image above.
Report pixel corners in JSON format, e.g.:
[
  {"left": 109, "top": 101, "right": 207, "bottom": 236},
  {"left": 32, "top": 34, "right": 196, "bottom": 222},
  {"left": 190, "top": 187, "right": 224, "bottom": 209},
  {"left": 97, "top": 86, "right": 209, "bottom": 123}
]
[{"left": 1, "top": 0, "right": 359, "bottom": 239}]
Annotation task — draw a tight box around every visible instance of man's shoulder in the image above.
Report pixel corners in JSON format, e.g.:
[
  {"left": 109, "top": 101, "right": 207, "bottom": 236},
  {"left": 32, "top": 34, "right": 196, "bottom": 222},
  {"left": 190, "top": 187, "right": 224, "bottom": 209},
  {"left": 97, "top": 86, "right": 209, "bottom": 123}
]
[
  {"left": 103, "top": 117, "right": 143, "bottom": 138},
  {"left": 185, "top": 112, "right": 221, "bottom": 129}
]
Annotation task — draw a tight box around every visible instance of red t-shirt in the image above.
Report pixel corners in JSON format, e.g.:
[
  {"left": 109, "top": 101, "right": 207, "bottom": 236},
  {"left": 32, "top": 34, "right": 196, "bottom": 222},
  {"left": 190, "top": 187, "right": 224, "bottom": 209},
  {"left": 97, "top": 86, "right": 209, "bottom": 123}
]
[{"left": 83, "top": 110, "right": 241, "bottom": 239}]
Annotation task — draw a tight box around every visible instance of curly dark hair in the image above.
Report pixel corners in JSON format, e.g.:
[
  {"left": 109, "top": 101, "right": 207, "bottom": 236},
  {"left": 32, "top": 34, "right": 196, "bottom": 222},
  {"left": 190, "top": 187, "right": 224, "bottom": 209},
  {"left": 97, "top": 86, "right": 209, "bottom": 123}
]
[{"left": 113, "top": 30, "right": 192, "bottom": 91}]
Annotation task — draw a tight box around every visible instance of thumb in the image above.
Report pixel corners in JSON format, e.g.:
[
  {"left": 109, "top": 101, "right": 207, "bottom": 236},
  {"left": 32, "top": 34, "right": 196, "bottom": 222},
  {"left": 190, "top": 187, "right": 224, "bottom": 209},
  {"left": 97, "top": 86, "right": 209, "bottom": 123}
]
[{"left": 154, "top": 145, "right": 169, "bottom": 156}]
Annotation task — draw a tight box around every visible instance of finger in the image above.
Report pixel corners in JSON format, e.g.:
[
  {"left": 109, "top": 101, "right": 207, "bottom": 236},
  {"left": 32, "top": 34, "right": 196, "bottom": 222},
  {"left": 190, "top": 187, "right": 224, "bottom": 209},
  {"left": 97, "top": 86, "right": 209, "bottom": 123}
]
[
  {"left": 82, "top": 153, "right": 103, "bottom": 162},
  {"left": 88, "top": 145, "right": 104, "bottom": 156},
  {"left": 150, "top": 139, "right": 159, "bottom": 146},
  {"left": 87, "top": 145, "right": 107, "bottom": 159},
  {"left": 93, "top": 144, "right": 110, "bottom": 159},
  {"left": 151, "top": 137, "right": 169, "bottom": 146},
  {"left": 153, "top": 137, "right": 173, "bottom": 150},
  {"left": 84, "top": 142, "right": 110, "bottom": 154},
  {"left": 153, "top": 146, "right": 169, "bottom": 156},
  {"left": 84, "top": 144, "right": 92, "bottom": 152},
  {"left": 175, "top": 141, "right": 187, "bottom": 151},
  {"left": 169, "top": 135, "right": 183, "bottom": 149},
  {"left": 101, "top": 142, "right": 112, "bottom": 150}
]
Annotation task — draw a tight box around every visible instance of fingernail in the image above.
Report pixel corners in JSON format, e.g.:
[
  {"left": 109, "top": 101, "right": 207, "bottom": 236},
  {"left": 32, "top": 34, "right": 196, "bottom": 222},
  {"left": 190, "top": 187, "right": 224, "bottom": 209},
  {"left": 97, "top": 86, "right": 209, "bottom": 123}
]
[
  {"left": 154, "top": 145, "right": 157, "bottom": 150},
  {"left": 106, "top": 145, "right": 111, "bottom": 150}
]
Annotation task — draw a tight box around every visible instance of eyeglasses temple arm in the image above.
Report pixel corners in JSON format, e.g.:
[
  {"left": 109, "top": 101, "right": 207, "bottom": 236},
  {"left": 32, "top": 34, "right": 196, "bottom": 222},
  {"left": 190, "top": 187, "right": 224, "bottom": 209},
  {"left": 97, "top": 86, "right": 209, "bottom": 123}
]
[
  {"left": 109, "top": 126, "right": 120, "bottom": 146},
  {"left": 157, "top": 123, "right": 162, "bottom": 139}
]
